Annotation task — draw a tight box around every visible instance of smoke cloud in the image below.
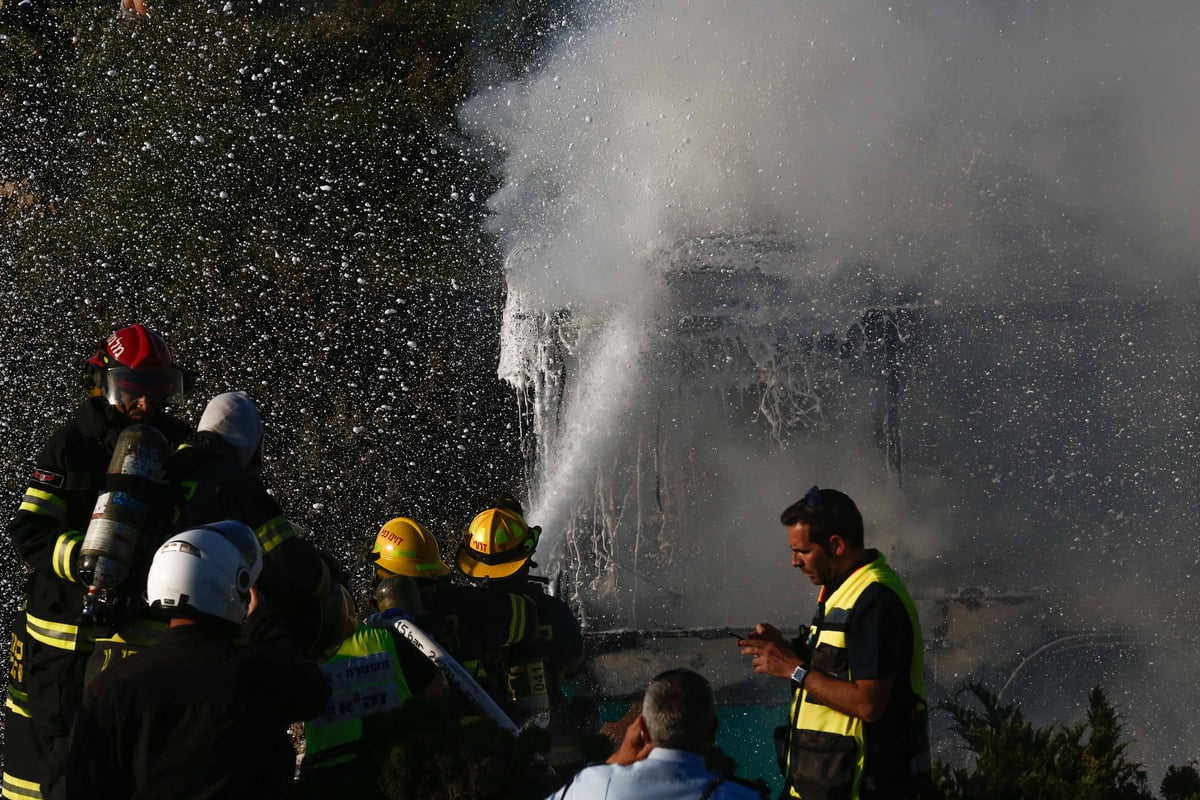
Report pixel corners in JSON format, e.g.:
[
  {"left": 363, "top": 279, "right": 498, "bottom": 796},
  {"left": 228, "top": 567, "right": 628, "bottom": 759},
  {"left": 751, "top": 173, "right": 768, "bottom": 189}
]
[
  {"left": 462, "top": 0, "right": 1199, "bottom": 777},
  {"left": 464, "top": 0, "right": 1200, "bottom": 311}
]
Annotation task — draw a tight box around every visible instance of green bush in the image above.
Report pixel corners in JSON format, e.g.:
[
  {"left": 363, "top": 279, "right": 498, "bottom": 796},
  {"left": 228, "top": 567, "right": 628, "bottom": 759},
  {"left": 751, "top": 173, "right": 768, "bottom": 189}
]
[{"left": 932, "top": 682, "right": 1155, "bottom": 800}]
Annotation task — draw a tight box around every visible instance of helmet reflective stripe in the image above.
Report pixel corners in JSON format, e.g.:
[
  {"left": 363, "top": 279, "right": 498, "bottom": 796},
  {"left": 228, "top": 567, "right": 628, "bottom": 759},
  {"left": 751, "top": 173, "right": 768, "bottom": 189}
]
[
  {"left": 160, "top": 539, "right": 202, "bottom": 558},
  {"left": 467, "top": 508, "right": 528, "bottom": 556}
]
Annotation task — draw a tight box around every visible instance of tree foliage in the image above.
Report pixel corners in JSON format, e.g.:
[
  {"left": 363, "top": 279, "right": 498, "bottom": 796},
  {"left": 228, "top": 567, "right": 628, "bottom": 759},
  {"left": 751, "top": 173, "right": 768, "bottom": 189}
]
[
  {"left": 932, "top": 682, "right": 1157, "bottom": 800},
  {"left": 1160, "top": 763, "right": 1200, "bottom": 800}
]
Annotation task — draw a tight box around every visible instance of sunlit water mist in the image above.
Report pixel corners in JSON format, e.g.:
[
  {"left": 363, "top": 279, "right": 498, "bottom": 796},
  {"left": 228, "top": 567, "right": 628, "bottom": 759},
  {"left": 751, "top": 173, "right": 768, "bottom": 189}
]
[
  {"left": 464, "top": 0, "right": 1199, "bottom": 779},
  {"left": 500, "top": 285, "right": 658, "bottom": 566}
]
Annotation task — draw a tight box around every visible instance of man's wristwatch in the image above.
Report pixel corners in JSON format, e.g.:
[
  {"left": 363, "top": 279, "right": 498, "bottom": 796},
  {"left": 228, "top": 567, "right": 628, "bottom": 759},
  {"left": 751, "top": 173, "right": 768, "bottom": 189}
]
[{"left": 791, "top": 665, "right": 808, "bottom": 688}]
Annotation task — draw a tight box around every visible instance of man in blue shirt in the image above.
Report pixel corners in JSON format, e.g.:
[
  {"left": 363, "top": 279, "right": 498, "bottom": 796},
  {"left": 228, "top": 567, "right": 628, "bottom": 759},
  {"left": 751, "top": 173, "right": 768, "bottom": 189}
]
[{"left": 546, "top": 668, "right": 764, "bottom": 800}]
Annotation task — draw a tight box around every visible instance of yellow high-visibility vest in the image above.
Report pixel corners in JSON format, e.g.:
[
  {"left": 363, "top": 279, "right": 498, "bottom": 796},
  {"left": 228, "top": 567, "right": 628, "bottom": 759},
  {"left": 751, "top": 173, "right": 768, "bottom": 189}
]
[
  {"left": 786, "top": 554, "right": 928, "bottom": 800},
  {"left": 303, "top": 625, "right": 413, "bottom": 771}
]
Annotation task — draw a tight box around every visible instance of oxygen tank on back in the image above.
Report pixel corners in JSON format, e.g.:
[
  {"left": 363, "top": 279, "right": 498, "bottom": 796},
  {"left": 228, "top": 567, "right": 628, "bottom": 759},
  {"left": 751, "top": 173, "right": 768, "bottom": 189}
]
[{"left": 78, "top": 424, "right": 170, "bottom": 622}]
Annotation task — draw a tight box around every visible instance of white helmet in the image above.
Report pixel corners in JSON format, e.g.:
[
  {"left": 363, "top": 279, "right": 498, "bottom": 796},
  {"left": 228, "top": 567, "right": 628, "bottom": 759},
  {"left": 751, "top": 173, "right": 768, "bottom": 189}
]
[
  {"left": 197, "top": 391, "right": 264, "bottom": 470},
  {"left": 147, "top": 521, "right": 264, "bottom": 625}
]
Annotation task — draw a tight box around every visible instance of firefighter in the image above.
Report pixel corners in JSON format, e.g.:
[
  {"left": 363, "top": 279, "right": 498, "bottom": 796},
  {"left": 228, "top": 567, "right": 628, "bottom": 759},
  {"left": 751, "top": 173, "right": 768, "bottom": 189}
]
[
  {"left": 5, "top": 323, "right": 193, "bottom": 799},
  {"left": 85, "top": 390, "right": 353, "bottom": 681},
  {"left": 455, "top": 500, "right": 587, "bottom": 768},
  {"left": 65, "top": 521, "right": 331, "bottom": 798},
  {"left": 169, "top": 391, "right": 351, "bottom": 659},
  {"left": 297, "top": 574, "right": 442, "bottom": 799},
  {"left": 367, "top": 516, "right": 539, "bottom": 716}
]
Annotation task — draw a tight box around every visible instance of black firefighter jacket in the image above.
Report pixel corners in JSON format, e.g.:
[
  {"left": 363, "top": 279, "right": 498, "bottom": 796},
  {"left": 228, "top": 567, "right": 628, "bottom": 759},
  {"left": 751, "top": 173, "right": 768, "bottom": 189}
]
[
  {"left": 9, "top": 397, "right": 191, "bottom": 653},
  {"left": 65, "top": 622, "right": 331, "bottom": 799},
  {"left": 168, "top": 432, "right": 331, "bottom": 656}
]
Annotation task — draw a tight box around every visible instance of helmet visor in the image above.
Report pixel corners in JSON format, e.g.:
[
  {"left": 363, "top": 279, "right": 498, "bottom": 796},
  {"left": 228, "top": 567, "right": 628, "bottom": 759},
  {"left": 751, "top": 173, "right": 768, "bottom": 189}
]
[{"left": 104, "top": 366, "right": 185, "bottom": 406}]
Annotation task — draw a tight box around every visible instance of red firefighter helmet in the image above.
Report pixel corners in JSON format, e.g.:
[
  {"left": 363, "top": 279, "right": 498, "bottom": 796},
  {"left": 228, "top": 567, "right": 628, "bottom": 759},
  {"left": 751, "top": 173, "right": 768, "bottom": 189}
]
[{"left": 86, "top": 324, "right": 186, "bottom": 406}]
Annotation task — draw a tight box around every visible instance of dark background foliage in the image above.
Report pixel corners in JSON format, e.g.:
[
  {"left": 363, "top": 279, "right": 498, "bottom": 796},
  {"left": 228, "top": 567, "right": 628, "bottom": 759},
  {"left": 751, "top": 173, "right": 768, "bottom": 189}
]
[
  {"left": 0, "top": 0, "right": 575, "bottom": 587},
  {"left": 931, "top": 684, "right": 1200, "bottom": 800}
]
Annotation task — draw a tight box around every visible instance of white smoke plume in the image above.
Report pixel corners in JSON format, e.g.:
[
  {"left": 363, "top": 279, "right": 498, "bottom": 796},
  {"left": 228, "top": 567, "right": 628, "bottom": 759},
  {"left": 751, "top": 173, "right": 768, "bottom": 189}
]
[
  {"left": 462, "top": 1, "right": 1199, "bottom": 775},
  {"left": 465, "top": 0, "right": 1200, "bottom": 311}
]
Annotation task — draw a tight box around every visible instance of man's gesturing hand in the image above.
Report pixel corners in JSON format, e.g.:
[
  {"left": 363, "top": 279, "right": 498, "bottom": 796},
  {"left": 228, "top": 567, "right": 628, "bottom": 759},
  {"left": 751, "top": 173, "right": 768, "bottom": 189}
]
[{"left": 735, "top": 623, "right": 803, "bottom": 679}]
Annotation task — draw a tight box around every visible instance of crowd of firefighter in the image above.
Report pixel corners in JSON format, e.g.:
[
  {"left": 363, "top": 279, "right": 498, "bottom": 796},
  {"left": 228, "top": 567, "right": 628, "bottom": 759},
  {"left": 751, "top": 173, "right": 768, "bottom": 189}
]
[{"left": 2, "top": 323, "right": 615, "bottom": 799}]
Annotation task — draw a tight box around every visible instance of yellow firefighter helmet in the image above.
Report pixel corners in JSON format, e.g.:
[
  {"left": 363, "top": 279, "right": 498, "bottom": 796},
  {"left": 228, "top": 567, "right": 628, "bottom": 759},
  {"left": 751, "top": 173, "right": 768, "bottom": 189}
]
[
  {"left": 370, "top": 517, "right": 450, "bottom": 579},
  {"left": 456, "top": 507, "right": 540, "bottom": 580}
]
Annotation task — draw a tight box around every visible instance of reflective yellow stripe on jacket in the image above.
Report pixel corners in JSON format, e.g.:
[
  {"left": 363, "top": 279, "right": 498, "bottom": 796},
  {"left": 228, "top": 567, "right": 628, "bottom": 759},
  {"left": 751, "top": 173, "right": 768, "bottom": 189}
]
[
  {"left": 20, "top": 486, "right": 83, "bottom": 583},
  {"left": 787, "top": 555, "right": 926, "bottom": 800},
  {"left": 18, "top": 487, "right": 67, "bottom": 523},
  {"left": 254, "top": 515, "right": 295, "bottom": 554},
  {"left": 506, "top": 593, "right": 528, "bottom": 645},
  {"left": 1, "top": 771, "right": 43, "bottom": 800},
  {"left": 5, "top": 683, "right": 31, "bottom": 719},
  {"left": 25, "top": 612, "right": 92, "bottom": 652},
  {"left": 51, "top": 530, "right": 84, "bottom": 583},
  {"left": 91, "top": 615, "right": 170, "bottom": 676}
]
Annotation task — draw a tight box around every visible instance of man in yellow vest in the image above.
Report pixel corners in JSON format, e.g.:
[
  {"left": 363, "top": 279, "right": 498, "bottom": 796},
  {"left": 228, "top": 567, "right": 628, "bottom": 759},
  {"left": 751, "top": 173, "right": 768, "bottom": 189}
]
[{"left": 737, "top": 487, "right": 931, "bottom": 800}]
